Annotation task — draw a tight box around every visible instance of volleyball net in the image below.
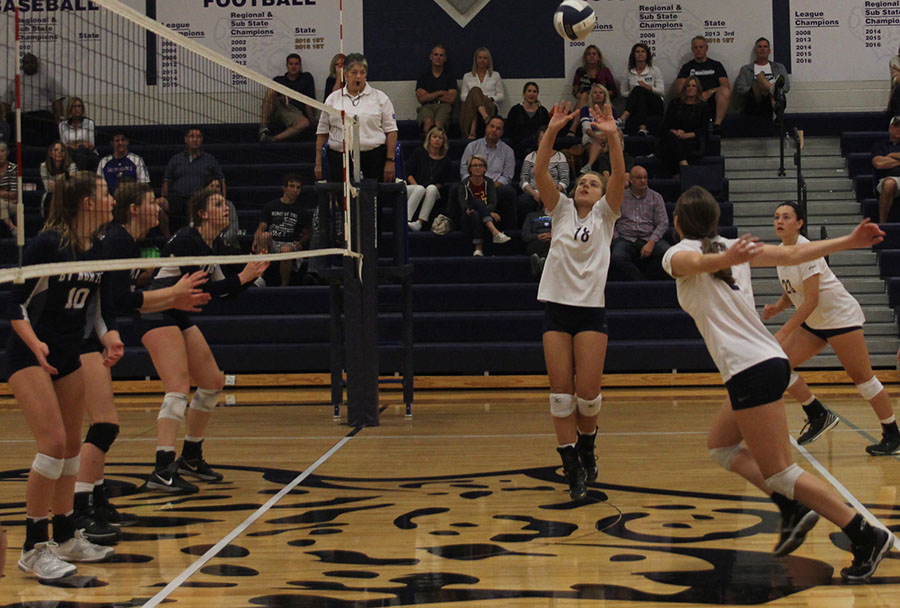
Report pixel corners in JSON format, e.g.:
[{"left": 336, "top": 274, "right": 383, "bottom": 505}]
[{"left": 1, "top": 0, "right": 364, "bottom": 283}]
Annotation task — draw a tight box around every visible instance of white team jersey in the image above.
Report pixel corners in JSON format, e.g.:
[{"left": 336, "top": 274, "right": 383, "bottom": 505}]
[
  {"left": 662, "top": 237, "right": 786, "bottom": 382},
  {"left": 776, "top": 235, "right": 865, "bottom": 329},
  {"left": 537, "top": 194, "right": 618, "bottom": 308}
]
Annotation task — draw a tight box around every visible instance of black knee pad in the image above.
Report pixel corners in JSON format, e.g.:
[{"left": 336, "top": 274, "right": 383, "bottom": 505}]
[{"left": 85, "top": 422, "right": 120, "bottom": 453}]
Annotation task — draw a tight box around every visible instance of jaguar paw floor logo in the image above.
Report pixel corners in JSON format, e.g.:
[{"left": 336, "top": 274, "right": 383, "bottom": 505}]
[{"left": 433, "top": 0, "right": 492, "bottom": 27}]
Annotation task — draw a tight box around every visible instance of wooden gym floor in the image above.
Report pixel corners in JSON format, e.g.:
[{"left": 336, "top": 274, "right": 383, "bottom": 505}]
[{"left": 0, "top": 382, "right": 898, "bottom": 607}]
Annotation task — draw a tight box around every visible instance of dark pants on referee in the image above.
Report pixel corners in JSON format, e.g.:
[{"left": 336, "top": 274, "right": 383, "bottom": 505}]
[{"left": 325, "top": 145, "right": 387, "bottom": 183}]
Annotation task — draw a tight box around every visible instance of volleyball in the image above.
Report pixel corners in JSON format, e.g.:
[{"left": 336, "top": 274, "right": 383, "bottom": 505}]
[{"left": 554, "top": 0, "right": 597, "bottom": 42}]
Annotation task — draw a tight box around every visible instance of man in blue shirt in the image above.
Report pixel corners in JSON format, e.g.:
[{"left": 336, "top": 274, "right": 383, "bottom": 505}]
[
  {"left": 97, "top": 130, "right": 149, "bottom": 194},
  {"left": 460, "top": 116, "right": 517, "bottom": 223},
  {"left": 159, "top": 128, "right": 224, "bottom": 233},
  {"left": 872, "top": 116, "right": 900, "bottom": 222}
]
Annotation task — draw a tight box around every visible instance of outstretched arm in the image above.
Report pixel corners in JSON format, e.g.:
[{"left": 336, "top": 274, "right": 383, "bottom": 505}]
[
  {"left": 535, "top": 102, "right": 578, "bottom": 213},
  {"left": 751, "top": 220, "right": 884, "bottom": 267}
]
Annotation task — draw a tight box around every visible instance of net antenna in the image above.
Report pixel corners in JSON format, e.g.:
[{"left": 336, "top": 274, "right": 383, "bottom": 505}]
[{"left": 11, "top": 4, "right": 24, "bottom": 266}]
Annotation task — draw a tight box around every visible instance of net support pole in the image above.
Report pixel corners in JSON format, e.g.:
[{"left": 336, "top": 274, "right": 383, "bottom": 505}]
[{"left": 343, "top": 179, "right": 379, "bottom": 427}]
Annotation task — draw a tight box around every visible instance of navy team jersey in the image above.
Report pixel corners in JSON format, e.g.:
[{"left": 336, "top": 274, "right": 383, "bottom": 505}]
[
  {"left": 6, "top": 230, "right": 112, "bottom": 343},
  {"left": 97, "top": 222, "right": 145, "bottom": 315},
  {"left": 147, "top": 225, "right": 247, "bottom": 300}
]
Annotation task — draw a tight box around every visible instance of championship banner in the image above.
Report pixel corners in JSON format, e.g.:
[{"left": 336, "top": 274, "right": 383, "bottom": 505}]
[
  {"left": 790, "top": 0, "right": 898, "bottom": 82},
  {"left": 154, "top": 0, "right": 363, "bottom": 93},
  {"left": 1, "top": 0, "right": 362, "bottom": 96},
  {"left": 564, "top": 1, "right": 774, "bottom": 97}
]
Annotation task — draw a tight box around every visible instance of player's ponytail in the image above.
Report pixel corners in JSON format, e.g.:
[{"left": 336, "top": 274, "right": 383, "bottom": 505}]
[
  {"left": 674, "top": 186, "right": 735, "bottom": 287},
  {"left": 44, "top": 170, "right": 98, "bottom": 252}
]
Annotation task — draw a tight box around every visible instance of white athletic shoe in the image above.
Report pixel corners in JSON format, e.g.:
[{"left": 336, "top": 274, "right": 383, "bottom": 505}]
[
  {"left": 18, "top": 542, "right": 77, "bottom": 580},
  {"left": 54, "top": 529, "right": 115, "bottom": 563},
  {"left": 492, "top": 232, "right": 511, "bottom": 244}
]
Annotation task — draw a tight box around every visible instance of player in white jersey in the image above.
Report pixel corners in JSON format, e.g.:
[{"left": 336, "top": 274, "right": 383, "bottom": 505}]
[
  {"left": 762, "top": 202, "right": 900, "bottom": 453},
  {"left": 535, "top": 101, "right": 624, "bottom": 500},
  {"left": 663, "top": 186, "right": 893, "bottom": 582}
]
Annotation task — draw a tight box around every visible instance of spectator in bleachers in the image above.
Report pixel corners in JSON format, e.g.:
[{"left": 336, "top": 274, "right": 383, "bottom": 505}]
[
  {"left": 871, "top": 116, "right": 900, "bottom": 223},
  {"left": 415, "top": 45, "right": 457, "bottom": 135},
  {"left": 406, "top": 126, "right": 452, "bottom": 231},
  {"left": 571, "top": 45, "right": 618, "bottom": 118},
  {"left": 159, "top": 127, "right": 225, "bottom": 232},
  {"left": 518, "top": 126, "right": 568, "bottom": 224},
  {"left": 610, "top": 164, "right": 670, "bottom": 280},
  {"left": 674, "top": 36, "right": 730, "bottom": 133},
  {"left": 323, "top": 53, "right": 344, "bottom": 102},
  {"left": 316, "top": 53, "right": 398, "bottom": 183},
  {"left": 762, "top": 201, "right": 900, "bottom": 454},
  {"left": 619, "top": 42, "right": 664, "bottom": 136},
  {"left": 252, "top": 173, "right": 310, "bottom": 286},
  {"left": 2, "top": 53, "right": 65, "bottom": 145},
  {"left": 460, "top": 47, "right": 505, "bottom": 140},
  {"left": 734, "top": 37, "right": 789, "bottom": 120},
  {"left": 659, "top": 76, "right": 709, "bottom": 176},
  {"left": 0, "top": 116, "right": 9, "bottom": 143},
  {"left": 40, "top": 141, "right": 76, "bottom": 218},
  {"left": 888, "top": 43, "right": 900, "bottom": 116},
  {"left": 259, "top": 53, "right": 316, "bottom": 144},
  {"left": 203, "top": 175, "right": 240, "bottom": 252},
  {"left": 581, "top": 84, "right": 618, "bottom": 171},
  {"left": 581, "top": 128, "right": 634, "bottom": 183},
  {"left": 0, "top": 141, "right": 16, "bottom": 236},
  {"left": 97, "top": 130, "right": 149, "bottom": 194},
  {"left": 522, "top": 206, "right": 551, "bottom": 277},
  {"left": 457, "top": 154, "right": 511, "bottom": 256},
  {"left": 58, "top": 97, "right": 98, "bottom": 171},
  {"left": 460, "top": 115, "right": 517, "bottom": 223},
  {"left": 505, "top": 82, "right": 549, "bottom": 158}
]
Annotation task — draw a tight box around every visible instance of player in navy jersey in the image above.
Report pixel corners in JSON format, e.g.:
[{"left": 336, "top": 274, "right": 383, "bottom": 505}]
[
  {"left": 5, "top": 171, "right": 117, "bottom": 580},
  {"left": 535, "top": 101, "right": 625, "bottom": 500},
  {"left": 139, "top": 187, "right": 268, "bottom": 493},
  {"left": 73, "top": 182, "right": 212, "bottom": 541},
  {"left": 664, "top": 186, "right": 893, "bottom": 581}
]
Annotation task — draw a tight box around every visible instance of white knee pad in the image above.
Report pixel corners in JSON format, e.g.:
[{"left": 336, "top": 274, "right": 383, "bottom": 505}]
[
  {"left": 788, "top": 371, "right": 800, "bottom": 389},
  {"left": 190, "top": 388, "right": 221, "bottom": 413},
  {"left": 709, "top": 443, "right": 743, "bottom": 471},
  {"left": 765, "top": 463, "right": 804, "bottom": 500},
  {"left": 61, "top": 455, "right": 80, "bottom": 476},
  {"left": 158, "top": 392, "right": 189, "bottom": 422},
  {"left": 550, "top": 393, "right": 576, "bottom": 418},
  {"left": 32, "top": 453, "right": 64, "bottom": 480},
  {"left": 577, "top": 394, "right": 602, "bottom": 417},
  {"left": 856, "top": 376, "right": 884, "bottom": 401}
]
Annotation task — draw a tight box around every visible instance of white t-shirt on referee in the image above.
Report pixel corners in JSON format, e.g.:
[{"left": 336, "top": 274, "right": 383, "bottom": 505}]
[
  {"left": 775, "top": 235, "right": 865, "bottom": 330},
  {"left": 662, "top": 237, "right": 785, "bottom": 382},
  {"left": 317, "top": 84, "right": 398, "bottom": 152},
  {"left": 537, "top": 194, "right": 618, "bottom": 308}
]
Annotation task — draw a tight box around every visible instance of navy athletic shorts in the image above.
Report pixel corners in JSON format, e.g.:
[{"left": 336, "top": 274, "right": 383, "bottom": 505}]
[
  {"left": 725, "top": 357, "right": 790, "bottom": 410},
  {"left": 542, "top": 302, "right": 608, "bottom": 336}
]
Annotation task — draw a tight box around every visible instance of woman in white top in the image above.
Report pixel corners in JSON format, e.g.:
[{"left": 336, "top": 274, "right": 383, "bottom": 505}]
[
  {"left": 619, "top": 43, "right": 664, "bottom": 136},
  {"left": 663, "top": 186, "right": 892, "bottom": 582},
  {"left": 535, "top": 101, "right": 624, "bottom": 501},
  {"left": 459, "top": 47, "right": 505, "bottom": 140},
  {"left": 762, "top": 202, "right": 900, "bottom": 453},
  {"left": 315, "top": 53, "right": 398, "bottom": 183},
  {"left": 58, "top": 97, "right": 97, "bottom": 171},
  {"left": 40, "top": 141, "right": 77, "bottom": 217}
]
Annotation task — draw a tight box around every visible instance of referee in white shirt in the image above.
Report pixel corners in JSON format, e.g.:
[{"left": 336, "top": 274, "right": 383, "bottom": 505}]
[{"left": 315, "top": 53, "right": 398, "bottom": 183}]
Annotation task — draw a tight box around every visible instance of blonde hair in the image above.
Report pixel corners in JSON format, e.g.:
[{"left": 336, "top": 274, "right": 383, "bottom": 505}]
[
  {"left": 65, "top": 96, "right": 86, "bottom": 120},
  {"left": 423, "top": 126, "right": 449, "bottom": 156},
  {"left": 471, "top": 47, "right": 493, "bottom": 76}
]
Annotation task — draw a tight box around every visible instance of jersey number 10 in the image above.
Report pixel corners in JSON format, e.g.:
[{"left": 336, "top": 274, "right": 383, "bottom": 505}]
[{"left": 65, "top": 287, "right": 90, "bottom": 310}]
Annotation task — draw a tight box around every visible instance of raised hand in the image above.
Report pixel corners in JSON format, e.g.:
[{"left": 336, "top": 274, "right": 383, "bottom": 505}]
[
  {"left": 588, "top": 103, "right": 618, "bottom": 138},
  {"left": 723, "top": 234, "right": 762, "bottom": 266},
  {"left": 547, "top": 101, "right": 577, "bottom": 132}
]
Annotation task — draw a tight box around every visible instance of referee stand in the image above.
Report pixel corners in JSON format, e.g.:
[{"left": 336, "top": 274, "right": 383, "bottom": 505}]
[{"left": 322, "top": 180, "right": 414, "bottom": 427}]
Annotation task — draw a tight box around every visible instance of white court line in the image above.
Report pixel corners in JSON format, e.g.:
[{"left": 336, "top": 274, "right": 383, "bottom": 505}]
[
  {"left": 140, "top": 434, "right": 355, "bottom": 608},
  {"left": 792, "top": 437, "right": 900, "bottom": 550}
]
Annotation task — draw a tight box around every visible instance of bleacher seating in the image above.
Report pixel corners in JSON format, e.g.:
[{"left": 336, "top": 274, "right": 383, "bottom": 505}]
[{"left": 1, "top": 119, "right": 740, "bottom": 378}]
